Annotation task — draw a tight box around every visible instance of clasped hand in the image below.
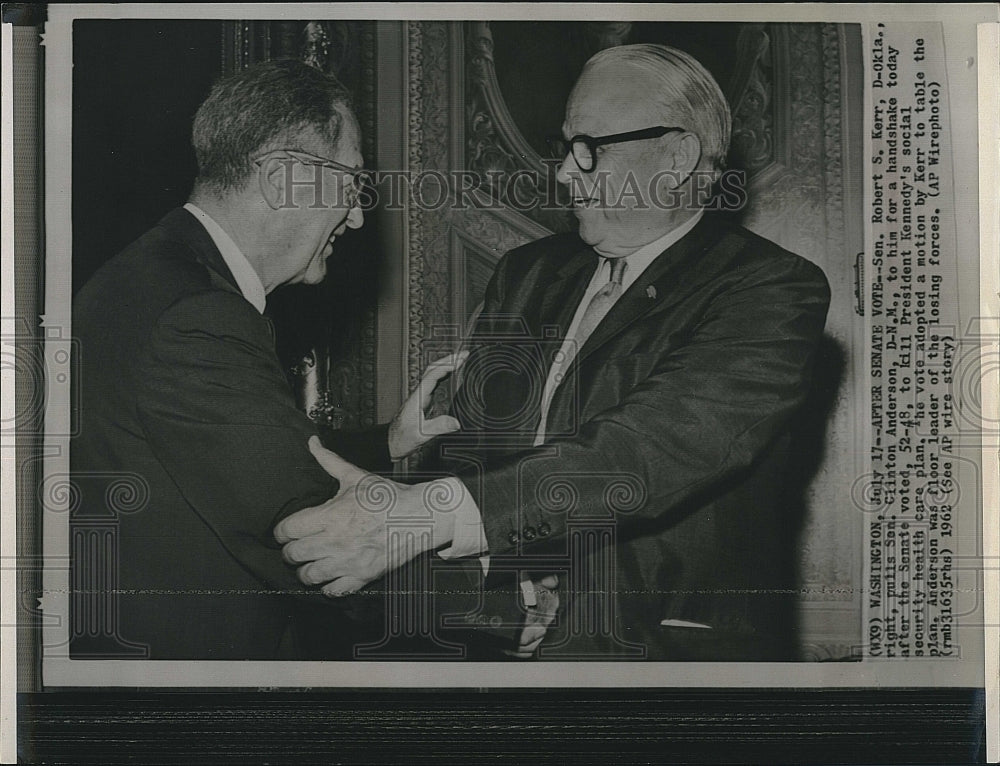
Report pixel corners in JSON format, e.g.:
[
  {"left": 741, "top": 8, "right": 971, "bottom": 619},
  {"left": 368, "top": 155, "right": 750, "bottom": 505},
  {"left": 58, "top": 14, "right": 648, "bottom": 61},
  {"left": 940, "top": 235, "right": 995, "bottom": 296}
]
[
  {"left": 276, "top": 437, "right": 560, "bottom": 656},
  {"left": 275, "top": 435, "right": 455, "bottom": 596},
  {"left": 387, "top": 351, "right": 468, "bottom": 460},
  {"left": 276, "top": 351, "right": 467, "bottom": 594}
]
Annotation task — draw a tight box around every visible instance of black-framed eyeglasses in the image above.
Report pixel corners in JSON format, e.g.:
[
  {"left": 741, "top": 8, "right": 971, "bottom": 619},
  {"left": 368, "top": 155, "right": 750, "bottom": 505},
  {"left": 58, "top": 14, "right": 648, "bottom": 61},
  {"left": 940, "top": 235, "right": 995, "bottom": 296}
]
[
  {"left": 546, "top": 126, "right": 686, "bottom": 172},
  {"left": 254, "top": 148, "right": 373, "bottom": 207}
]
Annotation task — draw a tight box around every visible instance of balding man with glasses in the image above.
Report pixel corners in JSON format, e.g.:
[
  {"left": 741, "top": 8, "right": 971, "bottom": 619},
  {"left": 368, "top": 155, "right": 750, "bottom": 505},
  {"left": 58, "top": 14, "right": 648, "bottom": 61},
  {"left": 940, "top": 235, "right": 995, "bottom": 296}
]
[{"left": 279, "top": 44, "right": 831, "bottom": 660}]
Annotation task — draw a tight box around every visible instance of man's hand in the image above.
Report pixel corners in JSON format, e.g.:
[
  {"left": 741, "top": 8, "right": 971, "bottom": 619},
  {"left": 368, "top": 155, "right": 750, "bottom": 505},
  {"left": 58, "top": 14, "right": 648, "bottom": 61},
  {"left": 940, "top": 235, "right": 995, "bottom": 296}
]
[
  {"left": 388, "top": 352, "right": 468, "bottom": 461},
  {"left": 275, "top": 436, "right": 456, "bottom": 595},
  {"left": 505, "top": 575, "right": 560, "bottom": 659}
]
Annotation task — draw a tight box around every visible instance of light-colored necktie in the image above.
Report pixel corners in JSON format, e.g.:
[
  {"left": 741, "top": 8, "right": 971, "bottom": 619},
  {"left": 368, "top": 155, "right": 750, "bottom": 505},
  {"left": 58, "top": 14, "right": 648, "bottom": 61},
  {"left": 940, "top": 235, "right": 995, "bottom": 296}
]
[
  {"left": 535, "top": 257, "right": 627, "bottom": 444},
  {"left": 574, "top": 257, "right": 628, "bottom": 347}
]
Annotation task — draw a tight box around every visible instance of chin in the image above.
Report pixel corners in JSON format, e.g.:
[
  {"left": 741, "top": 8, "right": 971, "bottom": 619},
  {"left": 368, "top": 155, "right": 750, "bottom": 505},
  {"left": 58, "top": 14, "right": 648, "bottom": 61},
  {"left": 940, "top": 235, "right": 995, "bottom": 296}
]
[
  {"left": 576, "top": 223, "right": 604, "bottom": 248},
  {"left": 302, "top": 256, "right": 330, "bottom": 284},
  {"left": 303, "top": 270, "right": 325, "bottom": 285}
]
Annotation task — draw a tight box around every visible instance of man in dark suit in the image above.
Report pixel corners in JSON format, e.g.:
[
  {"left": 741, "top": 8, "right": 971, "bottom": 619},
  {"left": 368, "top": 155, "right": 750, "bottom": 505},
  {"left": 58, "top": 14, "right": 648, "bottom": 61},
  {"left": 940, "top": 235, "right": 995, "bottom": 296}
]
[
  {"left": 278, "top": 44, "right": 830, "bottom": 660},
  {"left": 70, "top": 60, "right": 465, "bottom": 660}
]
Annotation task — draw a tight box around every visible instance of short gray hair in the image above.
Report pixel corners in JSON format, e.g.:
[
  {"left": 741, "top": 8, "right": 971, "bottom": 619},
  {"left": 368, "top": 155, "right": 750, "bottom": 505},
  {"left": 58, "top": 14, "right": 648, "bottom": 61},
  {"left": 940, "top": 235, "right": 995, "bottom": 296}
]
[
  {"left": 191, "top": 59, "right": 354, "bottom": 193},
  {"left": 584, "top": 43, "right": 731, "bottom": 176}
]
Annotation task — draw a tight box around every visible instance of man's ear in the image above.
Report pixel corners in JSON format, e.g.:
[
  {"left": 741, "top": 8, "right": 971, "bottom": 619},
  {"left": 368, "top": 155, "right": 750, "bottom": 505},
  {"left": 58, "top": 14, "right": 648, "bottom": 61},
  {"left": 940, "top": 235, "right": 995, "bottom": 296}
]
[
  {"left": 668, "top": 133, "right": 703, "bottom": 184},
  {"left": 256, "top": 154, "right": 292, "bottom": 211}
]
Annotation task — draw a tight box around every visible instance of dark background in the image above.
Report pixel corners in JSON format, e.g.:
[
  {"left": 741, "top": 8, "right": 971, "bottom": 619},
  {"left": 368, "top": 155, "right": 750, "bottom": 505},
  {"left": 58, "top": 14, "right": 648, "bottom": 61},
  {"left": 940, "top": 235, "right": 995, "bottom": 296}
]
[{"left": 72, "top": 19, "right": 223, "bottom": 294}]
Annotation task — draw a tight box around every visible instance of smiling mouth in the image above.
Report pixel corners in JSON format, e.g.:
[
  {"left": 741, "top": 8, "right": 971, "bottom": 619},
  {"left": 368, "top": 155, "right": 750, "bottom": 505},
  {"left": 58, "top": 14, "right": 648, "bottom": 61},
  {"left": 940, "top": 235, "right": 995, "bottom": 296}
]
[{"left": 571, "top": 196, "right": 600, "bottom": 208}]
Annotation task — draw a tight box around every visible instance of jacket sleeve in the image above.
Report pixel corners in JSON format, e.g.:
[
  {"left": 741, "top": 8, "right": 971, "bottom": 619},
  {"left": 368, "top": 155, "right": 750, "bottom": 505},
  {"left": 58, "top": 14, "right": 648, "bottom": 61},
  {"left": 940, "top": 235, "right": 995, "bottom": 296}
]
[
  {"left": 455, "top": 254, "right": 832, "bottom": 555},
  {"left": 133, "top": 290, "right": 353, "bottom": 592}
]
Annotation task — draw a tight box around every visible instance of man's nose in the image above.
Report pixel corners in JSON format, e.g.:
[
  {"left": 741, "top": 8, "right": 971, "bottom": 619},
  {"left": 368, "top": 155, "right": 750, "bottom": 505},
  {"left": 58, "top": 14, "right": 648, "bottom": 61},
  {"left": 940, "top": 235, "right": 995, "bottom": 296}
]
[
  {"left": 346, "top": 204, "right": 364, "bottom": 229},
  {"left": 554, "top": 154, "right": 575, "bottom": 186}
]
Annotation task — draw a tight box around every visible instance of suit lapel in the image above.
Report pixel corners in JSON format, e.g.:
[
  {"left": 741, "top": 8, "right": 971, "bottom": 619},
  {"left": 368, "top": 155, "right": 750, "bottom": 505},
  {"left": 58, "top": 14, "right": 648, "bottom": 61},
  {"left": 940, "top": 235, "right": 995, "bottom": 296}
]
[
  {"left": 538, "top": 245, "right": 599, "bottom": 340},
  {"left": 492, "top": 244, "right": 594, "bottom": 444},
  {"left": 572, "top": 215, "right": 727, "bottom": 367}
]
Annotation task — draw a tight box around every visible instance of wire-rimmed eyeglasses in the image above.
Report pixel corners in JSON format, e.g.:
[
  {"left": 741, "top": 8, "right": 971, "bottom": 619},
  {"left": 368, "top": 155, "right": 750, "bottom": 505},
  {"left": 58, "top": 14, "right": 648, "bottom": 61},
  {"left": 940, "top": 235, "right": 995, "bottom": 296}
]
[{"left": 253, "top": 149, "right": 372, "bottom": 208}]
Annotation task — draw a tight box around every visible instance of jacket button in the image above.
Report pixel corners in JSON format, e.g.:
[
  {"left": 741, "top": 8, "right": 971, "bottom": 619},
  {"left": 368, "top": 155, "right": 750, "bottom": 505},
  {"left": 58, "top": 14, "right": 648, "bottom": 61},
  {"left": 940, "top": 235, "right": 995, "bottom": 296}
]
[
  {"left": 538, "top": 522, "right": 552, "bottom": 537},
  {"left": 507, "top": 531, "right": 520, "bottom": 545},
  {"left": 522, "top": 526, "right": 537, "bottom": 541}
]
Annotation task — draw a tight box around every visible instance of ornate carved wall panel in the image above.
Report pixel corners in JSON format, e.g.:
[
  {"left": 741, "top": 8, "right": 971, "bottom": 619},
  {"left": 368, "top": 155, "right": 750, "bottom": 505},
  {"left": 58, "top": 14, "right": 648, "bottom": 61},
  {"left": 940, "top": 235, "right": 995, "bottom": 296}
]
[{"left": 404, "top": 20, "right": 863, "bottom": 657}]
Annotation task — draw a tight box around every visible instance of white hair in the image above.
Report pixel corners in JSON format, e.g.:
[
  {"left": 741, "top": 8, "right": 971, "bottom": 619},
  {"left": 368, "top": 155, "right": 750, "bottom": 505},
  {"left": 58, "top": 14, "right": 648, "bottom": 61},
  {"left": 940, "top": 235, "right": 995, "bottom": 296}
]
[{"left": 583, "top": 43, "right": 732, "bottom": 176}]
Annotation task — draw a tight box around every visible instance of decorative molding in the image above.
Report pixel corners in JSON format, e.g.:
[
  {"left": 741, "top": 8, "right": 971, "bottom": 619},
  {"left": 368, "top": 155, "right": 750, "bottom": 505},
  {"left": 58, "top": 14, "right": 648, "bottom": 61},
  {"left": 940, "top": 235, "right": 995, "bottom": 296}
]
[
  {"left": 467, "top": 188, "right": 557, "bottom": 242},
  {"left": 464, "top": 21, "right": 573, "bottom": 235},
  {"left": 406, "top": 21, "right": 427, "bottom": 393},
  {"left": 301, "top": 21, "right": 331, "bottom": 70},
  {"left": 821, "top": 23, "right": 846, "bottom": 263},
  {"left": 419, "top": 21, "right": 455, "bottom": 351},
  {"left": 740, "top": 23, "right": 825, "bottom": 257},
  {"left": 221, "top": 21, "right": 262, "bottom": 74},
  {"left": 407, "top": 21, "right": 470, "bottom": 386},
  {"left": 451, "top": 200, "right": 542, "bottom": 255},
  {"left": 465, "top": 21, "right": 544, "bottom": 177},
  {"left": 728, "top": 24, "right": 792, "bottom": 185}
]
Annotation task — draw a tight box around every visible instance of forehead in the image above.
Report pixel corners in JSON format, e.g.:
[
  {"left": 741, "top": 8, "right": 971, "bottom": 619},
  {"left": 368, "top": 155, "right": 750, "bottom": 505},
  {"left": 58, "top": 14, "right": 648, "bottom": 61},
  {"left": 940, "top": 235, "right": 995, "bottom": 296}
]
[
  {"left": 329, "top": 111, "right": 363, "bottom": 167},
  {"left": 563, "top": 64, "right": 663, "bottom": 135}
]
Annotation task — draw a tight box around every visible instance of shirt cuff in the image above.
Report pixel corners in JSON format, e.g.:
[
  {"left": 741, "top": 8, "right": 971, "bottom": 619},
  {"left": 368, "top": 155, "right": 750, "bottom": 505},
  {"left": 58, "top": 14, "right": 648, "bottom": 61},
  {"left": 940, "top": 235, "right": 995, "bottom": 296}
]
[{"left": 435, "top": 477, "right": 489, "bottom": 574}]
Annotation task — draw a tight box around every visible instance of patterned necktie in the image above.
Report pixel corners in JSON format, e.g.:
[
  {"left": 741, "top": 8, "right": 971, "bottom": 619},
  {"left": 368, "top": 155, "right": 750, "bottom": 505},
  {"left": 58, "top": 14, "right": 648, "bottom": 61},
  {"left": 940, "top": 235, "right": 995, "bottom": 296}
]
[{"left": 535, "top": 257, "right": 628, "bottom": 445}]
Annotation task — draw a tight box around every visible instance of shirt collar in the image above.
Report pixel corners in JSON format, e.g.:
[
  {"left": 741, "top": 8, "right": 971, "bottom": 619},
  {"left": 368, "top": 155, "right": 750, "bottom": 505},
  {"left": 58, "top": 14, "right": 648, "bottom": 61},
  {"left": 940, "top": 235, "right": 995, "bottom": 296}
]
[
  {"left": 609, "top": 209, "right": 705, "bottom": 291},
  {"left": 183, "top": 202, "right": 267, "bottom": 314}
]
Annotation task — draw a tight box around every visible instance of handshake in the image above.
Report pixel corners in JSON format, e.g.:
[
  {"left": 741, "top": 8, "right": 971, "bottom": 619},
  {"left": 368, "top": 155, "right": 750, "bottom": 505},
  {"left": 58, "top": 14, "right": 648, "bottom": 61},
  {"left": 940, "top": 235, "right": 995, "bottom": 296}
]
[{"left": 274, "top": 353, "right": 559, "bottom": 658}]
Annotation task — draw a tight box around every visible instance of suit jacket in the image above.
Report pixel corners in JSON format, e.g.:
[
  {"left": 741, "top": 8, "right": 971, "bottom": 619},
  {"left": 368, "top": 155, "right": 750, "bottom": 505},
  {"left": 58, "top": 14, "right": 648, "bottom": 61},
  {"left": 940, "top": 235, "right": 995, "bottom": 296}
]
[
  {"left": 435, "top": 213, "right": 831, "bottom": 660},
  {"left": 71, "top": 207, "right": 391, "bottom": 659}
]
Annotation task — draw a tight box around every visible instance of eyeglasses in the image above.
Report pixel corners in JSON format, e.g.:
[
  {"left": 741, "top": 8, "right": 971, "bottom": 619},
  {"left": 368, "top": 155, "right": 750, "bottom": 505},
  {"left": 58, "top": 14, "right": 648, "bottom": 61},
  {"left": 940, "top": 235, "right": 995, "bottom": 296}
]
[
  {"left": 254, "top": 148, "right": 373, "bottom": 208},
  {"left": 546, "top": 126, "right": 686, "bottom": 173}
]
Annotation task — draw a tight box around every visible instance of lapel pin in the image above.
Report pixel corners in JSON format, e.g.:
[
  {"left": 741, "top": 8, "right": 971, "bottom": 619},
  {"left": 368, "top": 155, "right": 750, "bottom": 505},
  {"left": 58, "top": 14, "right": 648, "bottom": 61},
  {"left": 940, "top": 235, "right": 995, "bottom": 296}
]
[{"left": 646, "top": 285, "right": 657, "bottom": 299}]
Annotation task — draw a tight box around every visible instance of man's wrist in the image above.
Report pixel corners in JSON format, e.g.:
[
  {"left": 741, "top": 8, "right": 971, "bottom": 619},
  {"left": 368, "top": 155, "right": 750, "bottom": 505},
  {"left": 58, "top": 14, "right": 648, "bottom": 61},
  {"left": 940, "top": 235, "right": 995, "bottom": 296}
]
[
  {"left": 433, "top": 477, "right": 488, "bottom": 562},
  {"left": 396, "top": 479, "right": 458, "bottom": 551},
  {"left": 387, "top": 419, "right": 403, "bottom": 462},
  {"left": 427, "top": 479, "right": 457, "bottom": 549}
]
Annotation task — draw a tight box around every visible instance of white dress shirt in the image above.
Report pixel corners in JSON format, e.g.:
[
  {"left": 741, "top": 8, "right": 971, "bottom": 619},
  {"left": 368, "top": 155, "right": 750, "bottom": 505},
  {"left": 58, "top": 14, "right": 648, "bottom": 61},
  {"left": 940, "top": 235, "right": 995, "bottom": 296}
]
[
  {"left": 441, "top": 211, "right": 705, "bottom": 575},
  {"left": 183, "top": 202, "right": 266, "bottom": 314}
]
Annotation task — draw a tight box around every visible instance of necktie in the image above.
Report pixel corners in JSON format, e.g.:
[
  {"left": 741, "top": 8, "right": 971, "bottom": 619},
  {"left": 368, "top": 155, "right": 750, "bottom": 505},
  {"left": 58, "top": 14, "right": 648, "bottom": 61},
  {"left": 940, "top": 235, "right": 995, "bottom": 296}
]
[
  {"left": 573, "top": 257, "right": 628, "bottom": 349},
  {"left": 535, "top": 257, "right": 627, "bottom": 444}
]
